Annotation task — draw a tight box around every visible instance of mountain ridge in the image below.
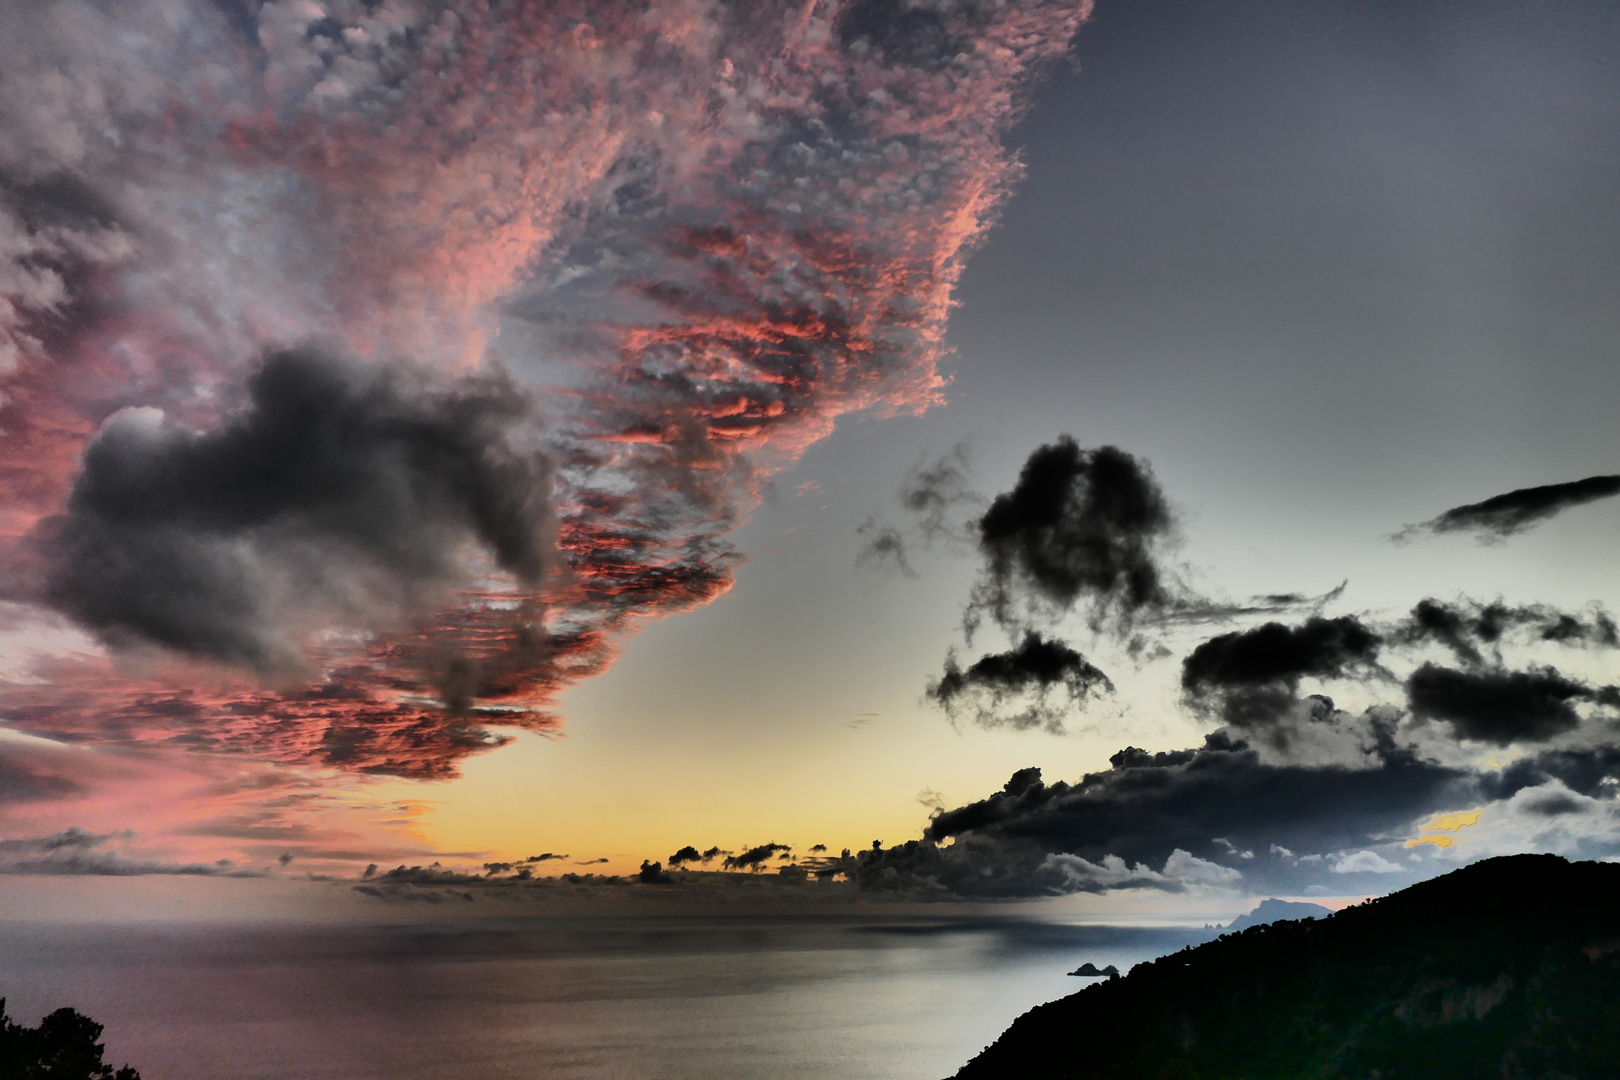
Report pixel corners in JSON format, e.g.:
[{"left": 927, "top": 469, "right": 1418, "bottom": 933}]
[{"left": 952, "top": 854, "right": 1620, "bottom": 1080}]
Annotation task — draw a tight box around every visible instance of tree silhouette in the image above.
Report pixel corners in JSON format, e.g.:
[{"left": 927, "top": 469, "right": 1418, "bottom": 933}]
[{"left": 0, "top": 999, "right": 141, "bottom": 1080}]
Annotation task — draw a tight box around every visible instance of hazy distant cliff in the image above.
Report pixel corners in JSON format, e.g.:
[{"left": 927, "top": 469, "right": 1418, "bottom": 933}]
[{"left": 953, "top": 854, "right": 1620, "bottom": 1080}]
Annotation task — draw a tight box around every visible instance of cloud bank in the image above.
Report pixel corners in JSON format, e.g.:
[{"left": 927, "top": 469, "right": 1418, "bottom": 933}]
[{"left": 0, "top": 0, "right": 1095, "bottom": 782}]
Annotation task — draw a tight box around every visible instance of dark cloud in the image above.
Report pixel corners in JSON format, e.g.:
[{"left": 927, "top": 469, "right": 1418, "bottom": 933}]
[
  {"left": 723, "top": 843, "right": 792, "bottom": 871},
  {"left": 927, "top": 633, "right": 1113, "bottom": 733},
  {"left": 1399, "top": 475, "right": 1620, "bottom": 541},
  {"left": 1405, "top": 663, "right": 1614, "bottom": 745},
  {"left": 1181, "top": 616, "right": 1384, "bottom": 728},
  {"left": 967, "top": 439, "right": 1176, "bottom": 638},
  {"left": 1183, "top": 616, "right": 1383, "bottom": 691},
  {"left": 0, "top": 753, "right": 79, "bottom": 803},
  {"left": 1395, "top": 598, "right": 1619, "bottom": 668},
  {"left": 668, "top": 845, "right": 704, "bottom": 866},
  {"left": 17, "top": 348, "right": 556, "bottom": 679}
]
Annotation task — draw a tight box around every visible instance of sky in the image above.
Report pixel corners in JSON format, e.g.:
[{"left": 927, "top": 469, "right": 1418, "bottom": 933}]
[{"left": 1, "top": 0, "right": 1619, "bottom": 915}]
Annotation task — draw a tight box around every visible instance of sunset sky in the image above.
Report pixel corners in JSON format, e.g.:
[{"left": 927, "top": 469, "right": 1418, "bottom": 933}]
[{"left": 2, "top": 0, "right": 1619, "bottom": 916}]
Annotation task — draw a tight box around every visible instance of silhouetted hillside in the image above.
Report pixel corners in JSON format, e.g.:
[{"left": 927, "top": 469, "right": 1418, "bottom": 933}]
[{"left": 953, "top": 854, "right": 1620, "bottom": 1080}]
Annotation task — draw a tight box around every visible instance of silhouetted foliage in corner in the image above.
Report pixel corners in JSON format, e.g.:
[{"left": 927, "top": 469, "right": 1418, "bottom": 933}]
[
  {"left": 952, "top": 854, "right": 1620, "bottom": 1080},
  {"left": 0, "top": 999, "right": 141, "bottom": 1080}
]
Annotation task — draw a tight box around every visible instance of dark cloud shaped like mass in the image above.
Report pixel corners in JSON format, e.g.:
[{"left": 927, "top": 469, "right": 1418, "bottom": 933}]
[
  {"left": 928, "top": 633, "right": 1113, "bottom": 733},
  {"left": 967, "top": 439, "right": 1176, "bottom": 638},
  {"left": 852, "top": 713, "right": 1620, "bottom": 900},
  {"left": 1399, "top": 474, "right": 1620, "bottom": 542},
  {"left": 1405, "top": 664, "right": 1617, "bottom": 745},
  {"left": 1181, "top": 616, "right": 1383, "bottom": 728},
  {"left": 1182, "top": 617, "right": 1383, "bottom": 691},
  {"left": 18, "top": 348, "right": 555, "bottom": 677},
  {"left": 850, "top": 713, "right": 1475, "bottom": 898}
]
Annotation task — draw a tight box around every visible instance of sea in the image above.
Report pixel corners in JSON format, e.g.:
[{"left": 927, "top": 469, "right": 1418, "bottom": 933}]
[{"left": 0, "top": 914, "right": 1211, "bottom": 1080}]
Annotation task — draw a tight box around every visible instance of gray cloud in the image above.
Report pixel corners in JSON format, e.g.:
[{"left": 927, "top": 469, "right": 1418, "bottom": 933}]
[
  {"left": 856, "top": 443, "right": 983, "bottom": 576},
  {"left": 855, "top": 519, "right": 915, "bottom": 577},
  {"left": 1398, "top": 474, "right": 1620, "bottom": 542},
  {"left": 899, "top": 442, "right": 981, "bottom": 543},
  {"left": 18, "top": 348, "right": 555, "bottom": 677},
  {"left": 0, "top": 827, "right": 262, "bottom": 877}
]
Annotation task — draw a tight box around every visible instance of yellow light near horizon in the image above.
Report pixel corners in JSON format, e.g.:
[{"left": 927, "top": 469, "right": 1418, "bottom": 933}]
[{"left": 1406, "top": 834, "right": 1454, "bottom": 849}]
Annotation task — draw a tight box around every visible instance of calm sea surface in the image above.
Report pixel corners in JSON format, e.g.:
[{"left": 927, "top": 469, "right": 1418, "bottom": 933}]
[{"left": 0, "top": 915, "right": 1209, "bottom": 1080}]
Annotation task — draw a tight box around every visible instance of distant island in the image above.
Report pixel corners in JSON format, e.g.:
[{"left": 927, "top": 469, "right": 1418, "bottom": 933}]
[
  {"left": 1220, "top": 896, "right": 1332, "bottom": 932},
  {"left": 1067, "top": 963, "right": 1120, "bottom": 978},
  {"left": 953, "top": 854, "right": 1620, "bottom": 1080}
]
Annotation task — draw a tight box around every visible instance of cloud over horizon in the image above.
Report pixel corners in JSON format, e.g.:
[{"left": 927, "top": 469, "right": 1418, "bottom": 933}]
[{"left": 873, "top": 444, "right": 1620, "bottom": 900}]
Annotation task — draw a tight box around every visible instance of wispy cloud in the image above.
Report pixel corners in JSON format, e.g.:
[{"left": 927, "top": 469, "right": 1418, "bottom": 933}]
[{"left": 1395, "top": 475, "right": 1620, "bottom": 543}]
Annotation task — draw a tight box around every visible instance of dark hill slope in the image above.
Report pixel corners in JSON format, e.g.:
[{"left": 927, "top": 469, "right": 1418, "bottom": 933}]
[{"left": 953, "top": 854, "right": 1620, "bottom": 1080}]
